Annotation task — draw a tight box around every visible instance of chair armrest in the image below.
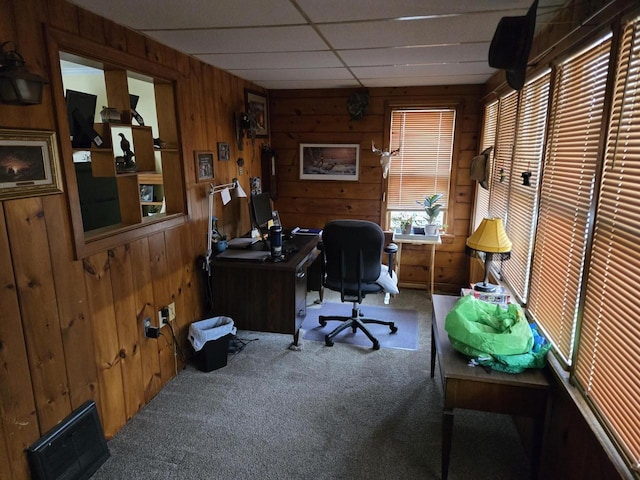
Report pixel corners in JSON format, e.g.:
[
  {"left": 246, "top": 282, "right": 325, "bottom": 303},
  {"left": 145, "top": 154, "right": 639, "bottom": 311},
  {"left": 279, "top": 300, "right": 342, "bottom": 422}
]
[{"left": 384, "top": 242, "right": 398, "bottom": 277}]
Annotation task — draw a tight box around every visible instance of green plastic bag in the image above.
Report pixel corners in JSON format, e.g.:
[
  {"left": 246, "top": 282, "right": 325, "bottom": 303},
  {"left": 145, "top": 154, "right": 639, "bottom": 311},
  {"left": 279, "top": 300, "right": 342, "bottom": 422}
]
[
  {"left": 445, "top": 295, "right": 533, "bottom": 357},
  {"left": 444, "top": 295, "right": 549, "bottom": 373}
]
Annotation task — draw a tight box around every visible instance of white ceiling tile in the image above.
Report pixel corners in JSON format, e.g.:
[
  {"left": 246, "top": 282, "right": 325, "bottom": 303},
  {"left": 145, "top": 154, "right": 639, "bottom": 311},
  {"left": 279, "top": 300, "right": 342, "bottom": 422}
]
[
  {"left": 69, "top": 0, "right": 305, "bottom": 29},
  {"left": 352, "top": 62, "right": 496, "bottom": 78},
  {"left": 228, "top": 68, "right": 355, "bottom": 82},
  {"left": 144, "top": 26, "right": 327, "bottom": 54},
  {"left": 339, "top": 43, "right": 491, "bottom": 67},
  {"left": 362, "top": 74, "right": 491, "bottom": 87},
  {"left": 257, "top": 79, "right": 362, "bottom": 90},
  {"left": 297, "top": 0, "right": 539, "bottom": 23},
  {"left": 67, "top": 0, "right": 567, "bottom": 89},
  {"left": 195, "top": 51, "right": 342, "bottom": 70},
  {"left": 318, "top": 12, "right": 505, "bottom": 50}
]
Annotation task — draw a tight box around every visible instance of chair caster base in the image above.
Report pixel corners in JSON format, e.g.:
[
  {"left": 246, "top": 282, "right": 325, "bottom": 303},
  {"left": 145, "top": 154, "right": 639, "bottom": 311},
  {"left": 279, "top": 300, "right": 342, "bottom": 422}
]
[
  {"left": 325, "top": 335, "right": 334, "bottom": 347},
  {"left": 372, "top": 341, "right": 380, "bottom": 350},
  {"left": 390, "top": 324, "right": 398, "bottom": 334}
]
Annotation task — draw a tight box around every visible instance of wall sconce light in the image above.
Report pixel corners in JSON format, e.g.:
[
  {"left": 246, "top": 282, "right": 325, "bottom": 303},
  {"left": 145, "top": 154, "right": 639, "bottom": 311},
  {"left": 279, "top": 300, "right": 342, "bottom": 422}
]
[{"left": 0, "top": 41, "right": 48, "bottom": 105}]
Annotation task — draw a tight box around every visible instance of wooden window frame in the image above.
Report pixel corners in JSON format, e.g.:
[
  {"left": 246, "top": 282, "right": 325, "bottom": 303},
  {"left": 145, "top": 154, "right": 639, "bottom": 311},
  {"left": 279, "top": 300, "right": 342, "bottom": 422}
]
[{"left": 44, "top": 27, "right": 187, "bottom": 259}]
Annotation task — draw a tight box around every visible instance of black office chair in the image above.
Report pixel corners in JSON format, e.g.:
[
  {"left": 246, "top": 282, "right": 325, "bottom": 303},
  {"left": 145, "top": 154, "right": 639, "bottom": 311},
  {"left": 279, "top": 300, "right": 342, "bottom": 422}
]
[{"left": 318, "top": 220, "right": 398, "bottom": 350}]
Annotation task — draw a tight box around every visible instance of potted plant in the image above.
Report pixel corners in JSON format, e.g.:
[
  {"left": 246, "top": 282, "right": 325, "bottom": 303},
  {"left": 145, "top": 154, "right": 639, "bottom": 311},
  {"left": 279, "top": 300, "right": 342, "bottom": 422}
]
[
  {"left": 418, "top": 193, "right": 443, "bottom": 235},
  {"left": 400, "top": 216, "right": 413, "bottom": 234}
]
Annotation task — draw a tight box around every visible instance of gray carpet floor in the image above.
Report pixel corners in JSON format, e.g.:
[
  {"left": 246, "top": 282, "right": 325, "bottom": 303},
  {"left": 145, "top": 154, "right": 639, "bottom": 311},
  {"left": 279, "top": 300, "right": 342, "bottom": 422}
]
[{"left": 91, "top": 289, "right": 530, "bottom": 480}]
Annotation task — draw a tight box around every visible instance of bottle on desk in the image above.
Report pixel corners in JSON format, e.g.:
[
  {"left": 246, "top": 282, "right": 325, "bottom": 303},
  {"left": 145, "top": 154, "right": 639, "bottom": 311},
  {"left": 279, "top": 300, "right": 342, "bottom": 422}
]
[{"left": 269, "top": 225, "right": 283, "bottom": 258}]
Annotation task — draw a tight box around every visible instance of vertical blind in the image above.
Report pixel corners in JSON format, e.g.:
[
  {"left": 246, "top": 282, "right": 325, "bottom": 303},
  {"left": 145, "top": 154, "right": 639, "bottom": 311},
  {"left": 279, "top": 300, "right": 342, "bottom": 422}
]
[
  {"left": 528, "top": 36, "right": 612, "bottom": 366},
  {"left": 473, "top": 100, "right": 498, "bottom": 231},
  {"left": 575, "top": 18, "right": 640, "bottom": 470},
  {"left": 387, "top": 109, "right": 456, "bottom": 211},
  {"left": 501, "top": 72, "right": 551, "bottom": 302}
]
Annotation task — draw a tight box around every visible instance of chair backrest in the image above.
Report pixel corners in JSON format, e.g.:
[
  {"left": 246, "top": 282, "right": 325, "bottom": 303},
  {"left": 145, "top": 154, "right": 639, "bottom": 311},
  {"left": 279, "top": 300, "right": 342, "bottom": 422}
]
[{"left": 321, "top": 220, "right": 384, "bottom": 300}]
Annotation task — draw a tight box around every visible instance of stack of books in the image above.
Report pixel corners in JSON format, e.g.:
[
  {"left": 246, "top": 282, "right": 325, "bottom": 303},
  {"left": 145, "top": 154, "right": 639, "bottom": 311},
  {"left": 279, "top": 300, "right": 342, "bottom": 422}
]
[{"left": 461, "top": 285, "right": 510, "bottom": 305}]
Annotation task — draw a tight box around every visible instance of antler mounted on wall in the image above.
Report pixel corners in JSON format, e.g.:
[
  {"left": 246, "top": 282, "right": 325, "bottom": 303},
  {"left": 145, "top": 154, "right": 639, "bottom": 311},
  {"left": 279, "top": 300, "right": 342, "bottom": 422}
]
[{"left": 372, "top": 141, "right": 400, "bottom": 179}]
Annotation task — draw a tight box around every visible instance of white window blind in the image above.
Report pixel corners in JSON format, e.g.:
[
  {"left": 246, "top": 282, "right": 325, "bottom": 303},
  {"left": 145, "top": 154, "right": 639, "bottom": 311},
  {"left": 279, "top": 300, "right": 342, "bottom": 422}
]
[
  {"left": 388, "top": 109, "right": 455, "bottom": 211},
  {"left": 574, "top": 17, "right": 640, "bottom": 471},
  {"left": 472, "top": 100, "right": 498, "bottom": 230},
  {"left": 489, "top": 91, "right": 518, "bottom": 223},
  {"left": 528, "top": 36, "right": 612, "bottom": 366},
  {"left": 501, "top": 72, "right": 551, "bottom": 302}
]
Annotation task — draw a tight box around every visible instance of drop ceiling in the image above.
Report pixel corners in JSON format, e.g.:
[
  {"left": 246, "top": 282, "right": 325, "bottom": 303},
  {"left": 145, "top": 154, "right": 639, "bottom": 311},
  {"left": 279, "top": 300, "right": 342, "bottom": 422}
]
[{"left": 68, "top": 0, "right": 567, "bottom": 90}]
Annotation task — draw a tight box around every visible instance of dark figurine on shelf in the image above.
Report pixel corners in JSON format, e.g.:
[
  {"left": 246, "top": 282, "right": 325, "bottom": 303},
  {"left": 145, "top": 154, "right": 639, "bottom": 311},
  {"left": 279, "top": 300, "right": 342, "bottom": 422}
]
[{"left": 116, "top": 132, "right": 136, "bottom": 172}]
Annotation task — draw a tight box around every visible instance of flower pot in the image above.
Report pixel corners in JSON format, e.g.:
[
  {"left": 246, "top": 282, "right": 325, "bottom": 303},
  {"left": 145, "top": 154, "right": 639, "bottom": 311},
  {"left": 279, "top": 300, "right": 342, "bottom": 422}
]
[
  {"left": 402, "top": 224, "right": 412, "bottom": 234},
  {"left": 425, "top": 224, "right": 438, "bottom": 235}
]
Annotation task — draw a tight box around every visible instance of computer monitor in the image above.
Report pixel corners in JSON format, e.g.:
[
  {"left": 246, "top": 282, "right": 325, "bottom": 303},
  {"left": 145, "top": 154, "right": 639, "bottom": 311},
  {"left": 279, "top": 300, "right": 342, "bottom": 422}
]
[
  {"left": 250, "top": 192, "right": 273, "bottom": 232},
  {"left": 65, "top": 89, "right": 101, "bottom": 148}
]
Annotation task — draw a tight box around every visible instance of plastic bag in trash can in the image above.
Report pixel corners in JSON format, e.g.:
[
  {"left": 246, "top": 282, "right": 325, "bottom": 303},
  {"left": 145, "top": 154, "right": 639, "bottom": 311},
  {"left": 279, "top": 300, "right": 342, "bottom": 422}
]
[{"left": 188, "top": 316, "right": 236, "bottom": 352}]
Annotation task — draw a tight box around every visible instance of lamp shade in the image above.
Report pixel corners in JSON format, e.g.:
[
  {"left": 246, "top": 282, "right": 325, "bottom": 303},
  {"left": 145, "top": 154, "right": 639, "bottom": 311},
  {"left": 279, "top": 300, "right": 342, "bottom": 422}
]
[{"left": 466, "top": 218, "right": 512, "bottom": 253}]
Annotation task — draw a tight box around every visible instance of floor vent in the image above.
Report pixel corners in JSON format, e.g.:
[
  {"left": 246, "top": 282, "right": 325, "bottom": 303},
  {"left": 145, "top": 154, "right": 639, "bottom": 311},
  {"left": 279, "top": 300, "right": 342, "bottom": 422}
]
[{"left": 26, "top": 400, "right": 110, "bottom": 480}]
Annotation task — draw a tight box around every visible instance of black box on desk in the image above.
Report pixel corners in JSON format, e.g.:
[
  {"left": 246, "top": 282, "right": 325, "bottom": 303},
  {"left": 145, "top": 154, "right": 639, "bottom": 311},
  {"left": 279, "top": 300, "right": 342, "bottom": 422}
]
[{"left": 194, "top": 334, "right": 232, "bottom": 372}]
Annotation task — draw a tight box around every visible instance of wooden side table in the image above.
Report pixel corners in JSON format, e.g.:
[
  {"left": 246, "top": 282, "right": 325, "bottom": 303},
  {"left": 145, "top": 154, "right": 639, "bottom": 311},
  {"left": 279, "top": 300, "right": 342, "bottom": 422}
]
[
  {"left": 392, "top": 233, "right": 441, "bottom": 296},
  {"left": 431, "top": 294, "right": 550, "bottom": 480}
]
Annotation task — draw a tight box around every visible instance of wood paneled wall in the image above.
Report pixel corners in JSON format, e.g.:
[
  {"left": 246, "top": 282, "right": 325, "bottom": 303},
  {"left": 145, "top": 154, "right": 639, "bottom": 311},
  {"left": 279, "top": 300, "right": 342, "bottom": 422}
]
[
  {"left": 269, "top": 86, "right": 484, "bottom": 293},
  {"left": 0, "top": 1, "right": 262, "bottom": 478}
]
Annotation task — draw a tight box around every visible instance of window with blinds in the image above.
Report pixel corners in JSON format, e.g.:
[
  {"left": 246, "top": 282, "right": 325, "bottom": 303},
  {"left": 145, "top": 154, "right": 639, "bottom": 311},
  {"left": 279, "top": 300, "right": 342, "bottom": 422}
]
[
  {"left": 472, "top": 100, "right": 498, "bottom": 230},
  {"left": 574, "top": 17, "right": 640, "bottom": 471},
  {"left": 528, "top": 35, "right": 612, "bottom": 366},
  {"left": 387, "top": 109, "right": 456, "bottom": 221},
  {"left": 500, "top": 72, "right": 550, "bottom": 302},
  {"left": 489, "top": 91, "right": 518, "bottom": 224}
]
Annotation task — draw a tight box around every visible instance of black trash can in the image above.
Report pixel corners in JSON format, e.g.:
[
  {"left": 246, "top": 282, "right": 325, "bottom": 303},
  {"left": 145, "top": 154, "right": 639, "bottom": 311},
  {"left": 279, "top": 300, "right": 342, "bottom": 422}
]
[{"left": 188, "top": 316, "right": 236, "bottom": 372}]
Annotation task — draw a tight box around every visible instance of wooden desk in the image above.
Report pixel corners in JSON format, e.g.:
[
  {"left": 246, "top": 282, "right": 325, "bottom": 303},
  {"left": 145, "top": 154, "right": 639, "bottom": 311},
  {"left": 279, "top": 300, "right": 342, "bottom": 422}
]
[
  {"left": 211, "top": 234, "right": 320, "bottom": 345},
  {"left": 431, "top": 295, "right": 549, "bottom": 480},
  {"left": 392, "top": 233, "right": 441, "bottom": 296}
]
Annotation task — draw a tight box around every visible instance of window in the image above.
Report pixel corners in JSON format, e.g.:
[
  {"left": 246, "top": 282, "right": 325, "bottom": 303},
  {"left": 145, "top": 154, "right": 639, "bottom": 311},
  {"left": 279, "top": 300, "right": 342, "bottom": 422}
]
[
  {"left": 46, "top": 27, "right": 186, "bottom": 258},
  {"left": 478, "top": 14, "right": 640, "bottom": 472},
  {"left": 528, "top": 35, "right": 612, "bottom": 366},
  {"left": 472, "top": 100, "right": 498, "bottom": 231},
  {"left": 500, "top": 72, "right": 551, "bottom": 302},
  {"left": 489, "top": 90, "right": 518, "bottom": 224},
  {"left": 386, "top": 109, "right": 456, "bottom": 231},
  {"left": 574, "top": 18, "right": 640, "bottom": 470}
]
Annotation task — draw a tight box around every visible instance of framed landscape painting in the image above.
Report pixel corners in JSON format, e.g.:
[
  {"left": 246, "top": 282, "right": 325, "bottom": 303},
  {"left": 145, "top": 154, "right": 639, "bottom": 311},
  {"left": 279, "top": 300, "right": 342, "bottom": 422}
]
[
  {"left": 0, "top": 128, "right": 63, "bottom": 200},
  {"left": 299, "top": 143, "right": 360, "bottom": 181}
]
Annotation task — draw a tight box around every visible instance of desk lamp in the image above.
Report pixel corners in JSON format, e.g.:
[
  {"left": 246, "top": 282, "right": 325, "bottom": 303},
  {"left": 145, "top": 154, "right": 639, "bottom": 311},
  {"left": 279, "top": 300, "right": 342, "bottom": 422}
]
[
  {"left": 204, "top": 178, "right": 247, "bottom": 274},
  {"left": 466, "top": 217, "right": 511, "bottom": 292}
]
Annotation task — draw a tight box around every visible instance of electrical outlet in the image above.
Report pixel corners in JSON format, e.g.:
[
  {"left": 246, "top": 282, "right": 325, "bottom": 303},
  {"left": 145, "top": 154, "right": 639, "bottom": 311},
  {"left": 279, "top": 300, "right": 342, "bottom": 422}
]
[
  {"left": 158, "top": 309, "right": 164, "bottom": 327},
  {"left": 168, "top": 302, "right": 176, "bottom": 322}
]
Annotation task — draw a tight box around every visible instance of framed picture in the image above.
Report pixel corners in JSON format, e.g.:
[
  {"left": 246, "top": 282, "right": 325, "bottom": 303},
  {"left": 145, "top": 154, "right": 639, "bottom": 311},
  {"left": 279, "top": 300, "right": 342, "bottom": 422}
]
[
  {"left": 245, "top": 89, "right": 268, "bottom": 137},
  {"left": 140, "top": 184, "right": 154, "bottom": 202},
  {"left": 217, "top": 142, "right": 230, "bottom": 162},
  {"left": 195, "top": 151, "right": 215, "bottom": 182},
  {"left": 299, "top": 143, "right": 360, "bottom": 181},
  {"left": 0, "top": 129, "right": 63, "bottom": 201}
]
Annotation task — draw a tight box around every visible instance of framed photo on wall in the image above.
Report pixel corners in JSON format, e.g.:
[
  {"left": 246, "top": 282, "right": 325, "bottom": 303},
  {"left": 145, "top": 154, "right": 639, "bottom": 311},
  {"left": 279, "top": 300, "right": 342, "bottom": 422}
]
[
  {"left": 299, "top": 143, "right": 360, "bottom": 181},
  {"left": 217, "top": 142, "right": 230, "bottom": 162},
  {"left": 195, "top": 151, "right": 214, "bottom": 182},
  {"left": 245, "top": 89, "right": 268, "bottom": 137},
  {"left": 0, "top": 128, "right": 63, "bottom": 200}
]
